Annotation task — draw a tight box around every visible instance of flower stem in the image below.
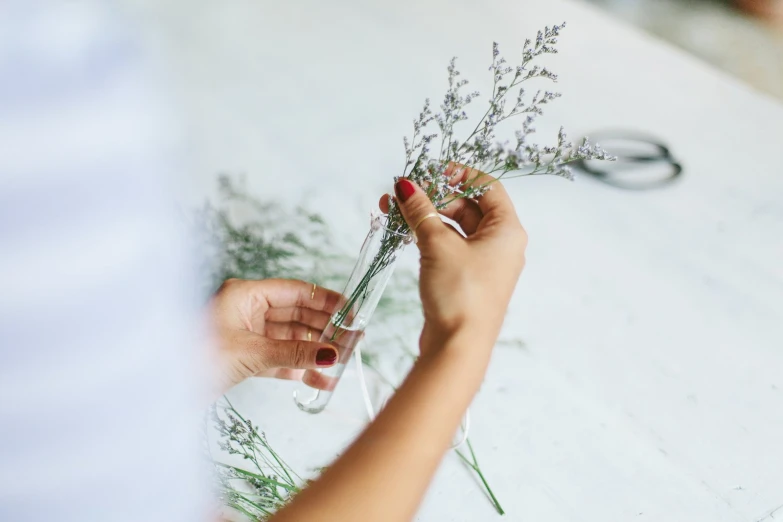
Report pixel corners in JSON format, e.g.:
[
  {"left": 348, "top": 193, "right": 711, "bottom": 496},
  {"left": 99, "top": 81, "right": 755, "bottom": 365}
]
[
  {"left": 216, "top": 462, "right": 299, "bottom": 492},
  {"left": 456, "top": 438, "right": 505, "bottom": 515},
  {"left": 366, "top": 360, "right": 504, "bottom": 516}
]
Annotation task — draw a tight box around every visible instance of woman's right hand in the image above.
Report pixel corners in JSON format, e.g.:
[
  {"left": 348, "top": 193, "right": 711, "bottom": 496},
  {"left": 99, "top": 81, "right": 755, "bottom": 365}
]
[
  {"left": 275, "top": 168, "right": 526, "bottom": 522},
  {"left": 382, "top": 164, "right": 527, "bottom": 362}
]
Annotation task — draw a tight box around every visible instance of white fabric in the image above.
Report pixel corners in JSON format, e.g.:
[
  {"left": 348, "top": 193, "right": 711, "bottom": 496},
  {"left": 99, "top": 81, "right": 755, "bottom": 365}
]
[{"left": 0, "top": 2, "right": 210, "bottom": 521}]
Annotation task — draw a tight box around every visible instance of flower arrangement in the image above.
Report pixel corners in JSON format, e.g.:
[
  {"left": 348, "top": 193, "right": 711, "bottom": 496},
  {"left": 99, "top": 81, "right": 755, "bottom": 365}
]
[
  {"left": 387, "top": 23, "right": 613, "bottom": 245},
  {"left": 294, "top": 22, "right": 613, "bottom": 410},
  {"left": 206, "top": 23, "right": 614, "bottom": 519},
  {"left": 211, "top": 399, "right": 300, "bottom": 520},
  {"left": 201, "top": 176, "right": 504, "bottom": 518}
]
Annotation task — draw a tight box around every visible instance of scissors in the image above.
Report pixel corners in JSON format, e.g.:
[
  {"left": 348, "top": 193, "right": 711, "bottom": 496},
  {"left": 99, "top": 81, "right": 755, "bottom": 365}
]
[{"left": 572, "top": 130, "right": 683, "bottom": 190}]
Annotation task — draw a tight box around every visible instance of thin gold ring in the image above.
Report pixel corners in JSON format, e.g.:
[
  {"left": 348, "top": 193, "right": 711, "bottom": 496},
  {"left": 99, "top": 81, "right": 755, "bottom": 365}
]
[
  {"left": 307, "top": 329, "right": 312, "bottom": 342},
  {"left": 413, "top": 212, "right": 440, "bottom": 232},
  {"left": 310, "top": 282, "right": 317, "bottom": 300}
]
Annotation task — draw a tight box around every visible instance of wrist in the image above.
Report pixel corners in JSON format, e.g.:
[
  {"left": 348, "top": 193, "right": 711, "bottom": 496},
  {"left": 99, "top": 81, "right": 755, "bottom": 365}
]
[{"left": 418, "top": 324, "right": 496, "bottom": 372}]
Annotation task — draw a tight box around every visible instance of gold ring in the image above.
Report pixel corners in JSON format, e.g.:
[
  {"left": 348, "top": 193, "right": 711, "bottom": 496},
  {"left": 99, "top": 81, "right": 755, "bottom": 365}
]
[
  {"left": 307, "top": 329, "right": 312, "bottom": 342},
  {"left": 310, "top": 282, "right": 317, "bottom": 300},
  {"left": 413, "top": 212, "right": 440, "bottom": 232}
]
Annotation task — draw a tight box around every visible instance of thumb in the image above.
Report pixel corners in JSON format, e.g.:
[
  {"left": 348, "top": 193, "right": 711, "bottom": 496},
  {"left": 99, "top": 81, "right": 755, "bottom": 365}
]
[
  {"left": 238, "top": 331, "right": 338, "bottom": 371},
  {"left": 394, "top": 178, "right": 446, "bottom": 246}
]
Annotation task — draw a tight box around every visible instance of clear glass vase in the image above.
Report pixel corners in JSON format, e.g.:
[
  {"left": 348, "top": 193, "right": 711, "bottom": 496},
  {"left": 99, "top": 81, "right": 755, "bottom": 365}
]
[{"left": 294, "top": 213, "right": 410, "bottom": 414}]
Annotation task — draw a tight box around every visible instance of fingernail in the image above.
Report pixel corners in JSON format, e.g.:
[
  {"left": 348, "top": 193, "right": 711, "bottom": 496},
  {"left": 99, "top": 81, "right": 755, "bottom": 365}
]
[
  {"left": 394, "top": 179, "right": 416, "bottom": 202},
  {"left": 316, "top": 347, "right": 337, "bottom": 366}
]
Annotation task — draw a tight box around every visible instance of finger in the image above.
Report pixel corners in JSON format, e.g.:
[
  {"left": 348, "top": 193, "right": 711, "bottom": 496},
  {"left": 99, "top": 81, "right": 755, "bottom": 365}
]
[
  {"left": 437, "top": 196, "right": 483, "bottom": 236},
  {"left": 302, "top": 369, "right": 338, "bottom": 391},
  {"left": 449, "top": 164, "right": 516, "bottom": 218},
  {"left": 379, "top": 193, "right": 391, "bottom": 213},
  {"left": 265, "top": 325, "right": 357, "bottom": 361},
  {"left": 380, "top": 191, "right": 482, "bottom": 236},
  {"left": 256, "top": 367, "right": 304, "bottom": 381},
  {"left": 249, "top": 279, "right": 345, "bottom": 315},
  {"left": 237, "top": 330, "right": 338, "bottom": 371},
  {"left": 264, "top": 321, "right": 322, "bottom": 343},
  {"left": 264, "top": 307, "right": 331, "bottom": 332},
  {"left": 393, "top": 178, "right": 449, "bottom": 246}
]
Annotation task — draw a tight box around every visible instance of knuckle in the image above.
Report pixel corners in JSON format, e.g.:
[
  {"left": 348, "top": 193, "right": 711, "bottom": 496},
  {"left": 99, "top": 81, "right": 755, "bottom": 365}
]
[
  {"left": 325, "top": 291, "right": 341, "bottom": 314},
  {"left": 416, "top": 227, "right": 448, "bottom": 249},
  {"left": 407, "top": 200, "right": 433, "bottom": 220},
  {"left": 295, "top": 290, "right": 306, "bottom": 308},
  {"left": 243, "top": 336, "right": 268, "bottom": 371},
  {"left": 223, "top": 277, "right": 241, "bottom": 288},
  {"left": 292, "top": 342, "right": 308, "bottom": 368},
  {"left": 285, "top": 323, "right": 297, "bottom": 340},
  {"left": 216, "top": 278, "right": 238, "bottom": 294},
  {"left": 295, "top": 323, "right": 310, "bottom": 340},
  {"left": 427, "top": 225, "right": 451, "bottom": 241}
]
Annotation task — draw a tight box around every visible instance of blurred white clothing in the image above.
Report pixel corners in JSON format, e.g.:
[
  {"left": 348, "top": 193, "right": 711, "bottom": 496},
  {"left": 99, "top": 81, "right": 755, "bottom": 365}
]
[{"left": 0, "top": 2, "right": 211, "bottom": 521}]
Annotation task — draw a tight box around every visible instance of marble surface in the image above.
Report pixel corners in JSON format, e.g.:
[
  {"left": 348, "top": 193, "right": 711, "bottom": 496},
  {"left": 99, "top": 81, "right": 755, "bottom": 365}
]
[{"left": 126, "top": 0, "right": 783, "bottom": 520}]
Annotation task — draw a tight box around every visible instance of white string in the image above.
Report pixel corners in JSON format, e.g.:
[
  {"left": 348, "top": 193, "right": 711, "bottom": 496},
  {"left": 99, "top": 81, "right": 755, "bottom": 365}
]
[
  {"left": 452, "top": 408, "right": 470, "bottom": 449},
  {"left": 353, "top": 339, "right": 376, "bottom": 421},
  {"left": 353, "top": 342, "right": 470, "bottom": 449}
]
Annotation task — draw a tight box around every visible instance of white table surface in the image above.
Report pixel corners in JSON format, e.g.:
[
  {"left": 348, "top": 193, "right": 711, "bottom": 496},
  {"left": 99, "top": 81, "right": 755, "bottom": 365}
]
[{"left": 128, "top": 0, "right": 783, "bottom": 520}]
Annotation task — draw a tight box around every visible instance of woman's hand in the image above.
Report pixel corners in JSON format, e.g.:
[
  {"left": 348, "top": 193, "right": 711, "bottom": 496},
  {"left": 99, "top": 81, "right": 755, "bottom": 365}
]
[
  {"left": 273, "top": 168, "right": 526, "bottom": 522},
  {"left": 382, "top": 164, "right": 527, "bottom": 361},
  {"left": 210, "top": 278, "right": 343, "bottom": 394}
]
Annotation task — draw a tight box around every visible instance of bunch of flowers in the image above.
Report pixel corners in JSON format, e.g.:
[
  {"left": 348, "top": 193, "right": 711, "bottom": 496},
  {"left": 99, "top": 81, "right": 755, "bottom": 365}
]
[
  {"left": 331, "top": 22, "right": 613, "bottom": 345},
  {"left": 207, "top": 23, "right": 614, "bottom": 520},
  {"left": 210, "top": 400, "right": 300, "bottom": 520}
]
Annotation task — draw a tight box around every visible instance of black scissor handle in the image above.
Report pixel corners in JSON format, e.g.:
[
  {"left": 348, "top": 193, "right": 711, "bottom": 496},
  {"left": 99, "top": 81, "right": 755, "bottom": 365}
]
[{"left": 575, "top": 130, "right": 682, "bottom": 190}]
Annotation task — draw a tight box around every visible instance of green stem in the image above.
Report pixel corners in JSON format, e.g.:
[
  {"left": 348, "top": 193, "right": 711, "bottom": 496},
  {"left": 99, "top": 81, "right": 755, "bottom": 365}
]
[
  {"left": 221, "top": 398, "right": 299, "bottom": 485},
  {"left": 370, "top": 353, "right": 504, "bottom": 516},
  {"left": 227, "top": 501, "right": 263, "bottom": 520},
  {"left": 456, "top": 438, "right": 505, "bottom": 515},
  {"left": 330, "top": 246, "right": 398, "bottom": 341},
  {"left": 228, "top": 489, "right": 280, "bottom": 518},
  {"left": 251, "top": 432, "right": 298, "bottom": 485},
  {"left": 216, "top": 462, "right": 299, "bottom": 493},
  {"left": 238, "top": 492, "right": 278, "bottom": 513}
]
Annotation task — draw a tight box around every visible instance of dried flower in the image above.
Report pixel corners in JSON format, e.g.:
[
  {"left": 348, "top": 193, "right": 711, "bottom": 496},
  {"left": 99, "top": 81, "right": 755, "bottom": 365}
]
[
  {"left": 335, "top": 25, "right": 616, "bottom": 341},
  {"left": 389, "top": 22, "right": 614, "bottom": 240},
  {"left": 200, "top": 177, "right": 502, "bottom": 518},
  {"left": 208, "top": 399, "right": 300, "bottom": 520},
  {"left": 203, "top": 23, "right": 615, "bottom": 520}
]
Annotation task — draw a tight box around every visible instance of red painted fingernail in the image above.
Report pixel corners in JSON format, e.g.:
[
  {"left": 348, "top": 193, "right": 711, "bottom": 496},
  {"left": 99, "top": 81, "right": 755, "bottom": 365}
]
[
  {"left": 316, "top": 347, "right": 337, "bottom": 366},
  {"left": 394, "top": 179, "right": 416, "bottom": 202}
]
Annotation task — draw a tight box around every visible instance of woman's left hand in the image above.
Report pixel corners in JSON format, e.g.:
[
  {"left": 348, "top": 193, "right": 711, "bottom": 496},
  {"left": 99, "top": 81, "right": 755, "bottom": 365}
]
[{"left": 210, "top": 278, "right": 342, "bottom": 394}]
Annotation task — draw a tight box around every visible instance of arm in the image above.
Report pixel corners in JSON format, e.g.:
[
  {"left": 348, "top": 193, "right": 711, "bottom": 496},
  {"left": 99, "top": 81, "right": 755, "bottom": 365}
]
[
  {"left": 272, "top": 332, "right": 489, "bottom": 522},
  {"left": 272, "top": 168, "right": 527, "bottom": 521}
]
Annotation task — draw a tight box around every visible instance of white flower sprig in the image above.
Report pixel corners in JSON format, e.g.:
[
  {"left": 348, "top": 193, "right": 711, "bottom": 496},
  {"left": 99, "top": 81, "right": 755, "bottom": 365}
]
[
  {"left": 334, "top": 24, "right": 617, "bottom": 332},
  {"left": 210, "top": 399, "right": 300, "bottom": 520},
  {"left": 206, "top": 26, "right": 616, "bottom": 520},
  {"left": 318, "top": 29, "right": 616, "bottom": 508},
  {"left": 356, "top": 24, "right": 616, "bottom": 301},
  {"left": 389, "top": 22, "right": 614, "bottom": 236}
]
